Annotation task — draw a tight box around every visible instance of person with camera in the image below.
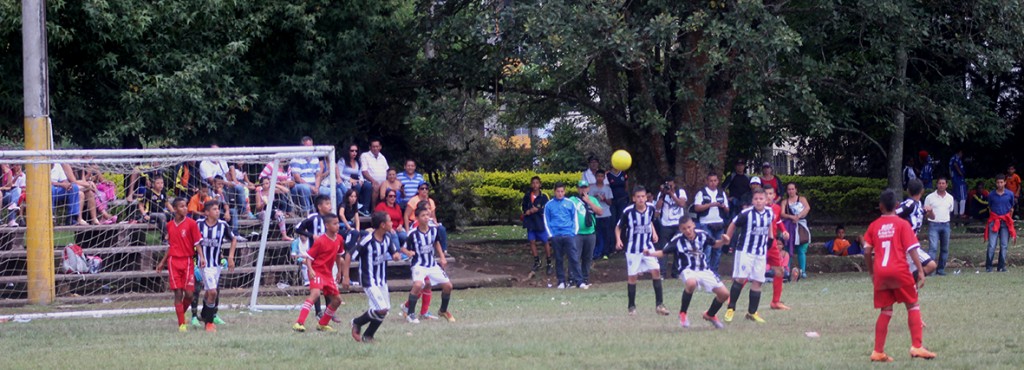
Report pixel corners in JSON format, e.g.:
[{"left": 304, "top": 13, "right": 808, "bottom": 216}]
[
  {"left": 570, "top": 180, "right": 604, "bottom": 289},
  {"left": 655, "top": 177, "right": 688, "bottom": 278}
]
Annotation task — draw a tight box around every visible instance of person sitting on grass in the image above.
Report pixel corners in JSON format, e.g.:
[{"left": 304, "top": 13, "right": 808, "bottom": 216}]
[{"left": 828, "top": 224, "right": 860, "bottom": 256}]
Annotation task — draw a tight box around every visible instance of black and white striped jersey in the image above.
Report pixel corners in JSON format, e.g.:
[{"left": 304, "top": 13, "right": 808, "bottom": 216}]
[
  {"left": 405, "top": 227, "right": 439, "bottom": 268},
  {"left": 352, "top": 231, "right": 397, "bottom": 287},
  {"left": 196, "top": 218, "right": 235, "bottom": 266},
  {"left": 731, "top": 207, "right": 775, "bottom": 255},
  {"left": 295, "top": 213, "right": 326, "bottom": 239},
  {"left": 895, "top": 198, "right": 924, "bottom": 235},
  {"left": 617, "top": 204, "right": 655, "bottom": 254},
  {"left": 664, "top": 229, "right": 716, "bottom": 274}
]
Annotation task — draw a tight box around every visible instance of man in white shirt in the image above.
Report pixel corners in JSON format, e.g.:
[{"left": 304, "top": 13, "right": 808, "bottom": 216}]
[
  {"left": 924, "top": 177, "right": 955, "bottom": 276},
  {"left": 581, "top": 156, "right": 609, "bottom": 186},
  {"left": 360, "top": 140, "right": 389, "bottom": 207},
  {"left": 200, "top": 143, "right": 247, "bottom": 240},
  {"left": 692, "top": 173, "right": 730, "bottom": 271},
  {"left": 655, "top": 178, "right": 687, "bottom": 277},
  {"left": 50, "top": 163, "right": 82, "bottom": 225}
]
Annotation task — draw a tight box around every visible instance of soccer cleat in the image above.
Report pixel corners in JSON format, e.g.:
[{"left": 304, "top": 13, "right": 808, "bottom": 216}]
[
  {"left": 557, "top": 283, "right": 566, "bottom": 289},
  {"left": 361, "top": 336, "right": 376, "bottom": 344},
  {"left": 178, "top": 324, "right": 188, "bottom": 332},
  {"left": 316, "top": 324, "right": 336, "bottom": 332},
  {"left": 205, "top": 323, "right": 216, "bottom": 333},
  {"left": 678, "top": 312, "right": 690, "bottom": 328},
  {"left": 628, "top": 306, "right": 637, "bottom": 316},
  {"left": 421, "top": 313, "right": 440, "bottom": 320},
  {"left": 703, "top": 312, "right": 725, "bottom": 329},
  {"left": 770, "top": 302, "right": 791, "bottom": 310},
  {"left": 213, "top": 316, "right": 226, "bottom": 325},
  {"left": 191, "top": 316, "right": 202, "bottom": 328},
  {"left": 406, "top": 314, "right": 420, "bottom": 324},
  {"left": 350, "top": 321, "right": 362, "bottom": 342},
  {"left": 724, "top": 308, "right": 735, "bottom": 322},
  {"left": 440, "top": 311, "right": 456, "bottom": 322},
  {"left": 870, "top": 351, "right": 894, "bottom": 362},
  {"left": 745, "top": 312, "right": 766, "bottom": 323},
  {"left": 292, "top": 323, "right": 306, "bottom": 332},
  {"left": 909, "top": 347, "right": 937, "bottom": 359},
  {"left": 656, "top": 305, "right": 670, "bottom": 316}
]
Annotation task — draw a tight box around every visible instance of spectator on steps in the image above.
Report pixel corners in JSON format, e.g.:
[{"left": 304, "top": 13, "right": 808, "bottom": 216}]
[
  {"left": 360, "top": 139, "right": 389, "bottom": 210},
  {"left": 140, "top": 176, "right": 173, "bottom": 241},
  {"left": 338, "top": 188, "right": 362, "bottom": 232},
  {"left": 376, "top": 188, "right": 408, "bottom": 250},
  {"left": 259, "top": 161, "right": 295, "bottom": 216},
  {"left": 397, "top": 159, "right": 424, "bottom": 209},
  {"left": 200, "top": 143, "right": 247, "bottom": 225},
  {"left": 51, "top": 163, "right": 83, "bottom": 226},
  {"left": 287, "top": 137, "right": 323, "bottom": 215},
  {"left": 379, "top": 168, "right": 404, "bottom": 206},
  {"left": 339, "top": 143, "right": 374, "bottom": 215},
  {"left": 1, "top": 164, "right": 25, "bottom": 227},
  {"left": 255, "top": 176, "right": 293, "bottom": 242},
  {"left": 188, "top": 182, "right": 213, "bottom": 219}
]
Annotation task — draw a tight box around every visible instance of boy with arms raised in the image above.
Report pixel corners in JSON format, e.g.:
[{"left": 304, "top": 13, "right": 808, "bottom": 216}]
[
  {"left": 154, "top": 197, "right": 202, "bottom": 332},
  {"left": 292, "top": 214, "right": 350, "bottom": 332},
  {"left": 645, "top": 217, "right": 729, "bottom": 328},
  {"left": 401, "top": 207, "right": 455, "bottom": 323}
]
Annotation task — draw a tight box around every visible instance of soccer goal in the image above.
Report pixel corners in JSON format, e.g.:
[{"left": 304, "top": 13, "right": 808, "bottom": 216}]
[{"left": 0, "top": 146, "right": 336, "bottom": 318}]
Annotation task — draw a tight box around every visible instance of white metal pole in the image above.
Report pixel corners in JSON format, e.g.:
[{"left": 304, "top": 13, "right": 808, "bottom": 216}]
[
  {"left": 328, "top": 148, "right": 337, "bottom": 213},
  {"left": 249, "top": 159, "right": 280, "bottom": 311}
]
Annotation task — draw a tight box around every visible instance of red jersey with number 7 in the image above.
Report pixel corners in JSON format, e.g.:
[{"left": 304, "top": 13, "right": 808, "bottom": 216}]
[{"left": 863, "top": 215, "right": 919, "bottom": 289}]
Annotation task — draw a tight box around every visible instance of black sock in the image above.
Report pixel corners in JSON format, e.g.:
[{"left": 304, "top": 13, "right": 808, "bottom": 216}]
[
  {"left": 533, "top": 256, "right": 540, "bottom": 264},
  {"left": 653, "top": 279, "right": 664, "bottom": 306},
  {"left": 627, "top": 283, "right": 637, "bottom": 308},
  {"left": 728, "top": 281, "right": 743, "bottom": 310},
  {"left": 680, "top": 291, "right": 693, "bottom": 313},
  {"left": 363, "top": 320, "right": 382, "bottom": 338},
  {"left": 748, "top": 290, "right": 762, "bottom": 314},
  {"left": 440, "top": 293, "right": 451, "bottom": 313},
  {"left": 201, "top": 301, "right": 214, "bottom": 323},
  {"left": 546, "top": 257, "right": 551, "bottom": 266},
  {"left": 407, "top": 294, "right": 419, "bottom": 316},
  {"left": 191, "top": 286, "right": 201, "bottom": 317},
  {"left": 353, "top": 311, "right": 372, "bottom": 327},
  {"left": 315, "top": 296, "right": 323, "bottom": 316},
  {"left": 708, "top": 297, "right": 725, "bottom": 316}
]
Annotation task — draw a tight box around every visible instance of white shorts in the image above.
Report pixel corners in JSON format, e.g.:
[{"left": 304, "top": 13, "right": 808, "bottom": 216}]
[
  {"left": 908, "top": 248, "right": 933, "bottom": 273},
  {"left": 682, "top": 269, "right": 725, "bottom": 293},
  {"left": 201, "top": 267, "right": 221, "bottom": 290},
  {"left": 365, "top": 285, "right": 391, "bottom": 312},
  {"left": 732, "top": 252, "right": 766, "bottom": 283},
  {"left": 626, "top": 253, "right": 660, "bottom": 276},
  {"left": 412, "top": 265, "right": 451, "bottom": 285}
]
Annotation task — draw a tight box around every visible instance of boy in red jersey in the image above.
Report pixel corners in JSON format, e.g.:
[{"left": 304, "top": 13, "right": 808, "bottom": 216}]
[
  {"left": 763, "top": 186, "right": 790, "bottom": 310},
  {"left": 863, "top": 190, "right": 936, "bottom": 362},
  {"left": 293, "top": 214, "right": 351, "bottom": 332},
  {"left": 154, "top": 197, "right": 202, "bottom": 332}
]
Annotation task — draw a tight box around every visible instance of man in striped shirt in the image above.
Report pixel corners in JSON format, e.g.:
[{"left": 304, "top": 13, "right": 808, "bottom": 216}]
[
  {"left": 292, "top": 214, "right": 350, "bottom": 333},
  {"left": 722, "top": 189, "right": 787, "bottom": 323},
  {"left": 615, "top": 186, "right": 669, "bottom": 316},
  {"left": 400, "top": 207, "right": 455, "bottom": 323},
  {"left": 645, "top": 217, "right": 729, "bottom": 328},
  {"left": 195, "top": 201, "right": 237, "bottom": 332},
  {"left": 350, "top": 212, "right": 402, "bottom": 343},
  {"left": 396, "top": 159, "right": 424, "bottom": 209}
]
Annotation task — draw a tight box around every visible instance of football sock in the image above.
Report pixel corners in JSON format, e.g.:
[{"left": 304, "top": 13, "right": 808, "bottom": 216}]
[
  {"left": 652, "top": 279, "right": 664, "bottom": 306},
  {"left": 908, "top": 306, "right": 924, "bottom": 348},
  {"left": 420, "top": 289, "right": 432, "bottom": 316},
  {"left": 407, "top": 294, "right": 419, "bottom": 316},
  {"left": 772, "top": 273, "right": 783, "bottom": 304},
  {"left": 708, "top": 297, "right": 725, "bottom": 317},
  {"left": 875, "top": 310, "right": 894, "bottom": 353},
  {"left": 201, "top": 300, "right": 214, "bottom": 324},
  {"left": 680, "top": 291, "right": 693, "bottom": 313},
  {"left": 728, "top": 281, "right": 743, "bottom": 310},
  {"left": 364, "top": 320, "right": 382, "bottom": 338},
  {"left": 297, "top": 299, "right": 313, "bottom": 324},
  {"left": 318, "top": 306, "right": 336, "bottom": 326},
  {"left": 182, "top": 296, "right": 193, "bottom": 317},
  {"left": 533, "top": 256, "right": 540, "bottom": 264},
  {"left": 627, "top": 283, "right": 637, "bottom": 308},
  {"left": 440, "top": 292, "right": 451, "bottom": 313},
  {"left": 353, "top": 311, "right": 372, "bottom": 327},
  {"left": 174, "top": 302, "right": 185, "bottom": 325},
  {"left": 748, "top": 290, "right": 761, "bottom": 314}
]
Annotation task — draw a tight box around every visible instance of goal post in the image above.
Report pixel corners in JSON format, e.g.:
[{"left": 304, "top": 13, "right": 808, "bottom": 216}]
[{"left": 0, "top": 146, "right": 336, "bottom": 313}]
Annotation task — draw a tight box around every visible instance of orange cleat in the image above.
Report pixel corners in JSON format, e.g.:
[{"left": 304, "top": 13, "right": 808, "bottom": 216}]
[
  {"left": 870, "top": 351, "right": 894, "bottom": 362},
  {"left": 205, "top": 323, "right": 217, "bottom": 333},
  {"left": 909, "top": 347, "right": 936, "bottom": 360}
]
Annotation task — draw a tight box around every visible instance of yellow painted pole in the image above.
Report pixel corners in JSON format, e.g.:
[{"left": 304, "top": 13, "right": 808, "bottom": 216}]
[{"left": 23, "top": 0, "right": 55, "bottom": 304}]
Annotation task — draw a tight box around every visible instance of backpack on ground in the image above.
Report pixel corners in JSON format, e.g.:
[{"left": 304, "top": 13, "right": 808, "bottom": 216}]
[{"left": 62, "top": 244, "right": 90, "bottom": 274}]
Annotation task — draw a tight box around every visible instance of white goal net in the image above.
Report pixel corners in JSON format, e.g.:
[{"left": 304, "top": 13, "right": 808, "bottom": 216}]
[{"left": 0, "top": 146, "right": 336, "bottom": 315}]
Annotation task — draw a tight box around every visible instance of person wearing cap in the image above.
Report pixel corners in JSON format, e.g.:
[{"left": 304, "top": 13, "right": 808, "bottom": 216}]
[
  {"left": 581, "top": 156, "right": 609, "bottom": 186},
  {"left": 544, "top": 182, "right": 580, "bottom": 289},
  {"left": 405, "top": 181, "right": 449, "bottom": 252},
  {"left": 742, "top": 176, "right": 763, "bottom": 211},
  {"left": 724, "top": 159, "right": 750, "bottom": 220},
  {"left": 760, "top": 162, "right": 780, "bottom": 202},
  {"left": 570, "top": 180, "right": 603, "bottom": 288},
  {"left": 655, "top": 177, "right": 688, "bottom": 278}
]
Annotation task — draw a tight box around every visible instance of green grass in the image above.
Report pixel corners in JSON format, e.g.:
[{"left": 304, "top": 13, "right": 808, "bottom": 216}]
[
  {"left": 2, "top": 271, "right": 1023, "bottom": 369},
  {"left": 449, "top": 225, "right": 524, "bottom": 242}
]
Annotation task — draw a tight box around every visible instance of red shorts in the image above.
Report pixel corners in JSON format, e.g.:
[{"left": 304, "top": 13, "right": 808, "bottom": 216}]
[
  {"left": 310, "top": 273, "right": 339, "bottom": 297},
  {"left": 766, "top": 240, "right": 782, "bottom": 267},
  {"left": 167, "top": 256, "right": 195, "bottom": 291},
  {"left": 873, "top": 284, "right": 918, "bottom": 308}
]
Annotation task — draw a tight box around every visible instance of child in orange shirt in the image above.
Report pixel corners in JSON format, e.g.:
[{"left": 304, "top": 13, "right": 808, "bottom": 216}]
[{"left": 188, "top": 182, "right": 212, "bottom": 218}]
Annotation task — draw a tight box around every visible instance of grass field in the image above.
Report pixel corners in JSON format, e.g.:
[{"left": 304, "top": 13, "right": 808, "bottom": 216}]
[{"left": 2, "top": 268, "right": 1023, "bottom": 369}]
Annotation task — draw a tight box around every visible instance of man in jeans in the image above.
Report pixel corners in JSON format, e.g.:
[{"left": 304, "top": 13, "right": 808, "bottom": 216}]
[
  {"left": 570, "top": 180, "right": 603, "bottom": 289},
  {"left": 985, "top": 174, "right": 1016, "bottom": 272},
  {"left": 544, "top": 182, "right": 579, "bottom": 289},
  {"left": 924, "top": 178, "right": 955, "bottom": 275},
  {"left": 693, "top": 173, "right": 729, "bottom": 272},
  {"left": 590, "top": 170, "right": 615, "bottom": 260}
]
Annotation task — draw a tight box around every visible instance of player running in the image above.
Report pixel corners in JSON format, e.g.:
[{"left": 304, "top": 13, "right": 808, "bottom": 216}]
[
  {"left": 615, "top": 186, "right": 669, "bottom": 316},
  {"left": 645, "top": 217, "right": 729, "bottom": 328},
  {"left": 721, "top": 189, "right": 787, "bottom": 323},
  {"left": 350, "top": 212, "right": 402, "bottom": 343},
  {"left": 762, "top": 186, "right": 790, "bottom": 310},
  {"left": 863, "top": 190, "right": 936, "bottom": 362},
  {"left": 154, "top": 197, "right": 202, "bottom": 332},
  {"left": 292, "top": 213, "right": 350, "bottom": 332},
  {"left": 400, "top": 207, "right": 455, "bottom": 323},
  {"left": 194, "top": 201, "right": 237, "bottom": 332}
]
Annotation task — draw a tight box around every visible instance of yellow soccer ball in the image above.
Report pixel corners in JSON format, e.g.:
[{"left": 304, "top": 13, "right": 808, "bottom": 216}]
[{"left": 611, "top": 150, "right": 632, "bottom": 171}]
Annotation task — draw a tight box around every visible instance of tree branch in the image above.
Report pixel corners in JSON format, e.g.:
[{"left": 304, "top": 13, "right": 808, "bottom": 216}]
[{"left": 833, "top": 126, "right": 887, "bottom": 158}]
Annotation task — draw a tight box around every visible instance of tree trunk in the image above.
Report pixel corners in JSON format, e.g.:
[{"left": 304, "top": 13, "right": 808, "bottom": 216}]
[{"left": 887, "top": 45, "right": 907, "bottom": 193}]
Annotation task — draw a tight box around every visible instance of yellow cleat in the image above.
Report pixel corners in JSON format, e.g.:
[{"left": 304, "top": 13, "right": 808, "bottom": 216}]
[
  {"left": 292, "top": 323, "right": 306, "bottom": 332},
  {"left": 870, "top": 351, "right": 894, "bottom": 362},
  {"left": 178, "top": 324, "right": 188, "bottom": 333},
  {"left": 724, "top": 308, "right": 735, "bottom": 323},
  {"left": 909, "top": 347, "right": 936, "bottom": 360},
  {"left": 745, "top": 312, "right": 766, "bottom": 323},
  {"left": 317, "top": 324, "right": 336, "bottom": 332},
  {"left": 440, "top": 311, "right": 456, "bottom": 323}
]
